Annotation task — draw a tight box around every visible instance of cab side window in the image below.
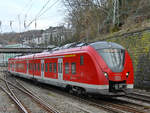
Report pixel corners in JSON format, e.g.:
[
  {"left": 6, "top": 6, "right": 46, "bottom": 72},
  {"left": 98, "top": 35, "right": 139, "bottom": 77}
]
[
  {"left": 49, "top": 63, "right": 52, "bottom": 72},
  {"left": 65, "top": 63, "right": 69, "bottom": 74},
  {"left": 54, "top": 63, "right": 57, "bottom": 73},
  {"left": 45, "top": 63, "right": 48, "bottom": 72},
  {"left": 80, "top": 56, "right": 84, "bottom": 65},
  {"left": 34, "top": 64, "right": 36, "bottom": 71},
  {"left": 71, "top": 63, "right": 76, "bottom": 74},
  {"left": 38, "top": 63, "right": 40, "bottom": 71}
]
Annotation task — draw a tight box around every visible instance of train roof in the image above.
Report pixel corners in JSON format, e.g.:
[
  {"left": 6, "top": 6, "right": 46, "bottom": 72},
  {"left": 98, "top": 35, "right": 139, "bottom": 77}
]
[
  {"left": 90, "top": 41, "right": 125, "bottom": 50},
  {"left": 10, "top": 41, "right": 124, "bottom": 60}
]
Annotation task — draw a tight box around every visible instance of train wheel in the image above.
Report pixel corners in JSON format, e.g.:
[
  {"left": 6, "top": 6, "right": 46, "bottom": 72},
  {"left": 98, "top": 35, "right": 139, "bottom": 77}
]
[
  {"left": 72, "top": 86, "right": 86, "bottom": 96},
  {"left": 69, "top": 87, "right": 74, "bottom": 94},
  {"left": 77, "top": 88, "right": 86, "bottom": 96},
  {"left": 66, "top": 85, "right": 73, "bottom": 94}
]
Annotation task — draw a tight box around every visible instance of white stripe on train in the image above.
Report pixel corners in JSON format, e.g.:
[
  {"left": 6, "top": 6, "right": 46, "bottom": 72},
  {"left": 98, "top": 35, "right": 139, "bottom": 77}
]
[{"left": 10, "top": 71, "right": 133, "bottom": 90}]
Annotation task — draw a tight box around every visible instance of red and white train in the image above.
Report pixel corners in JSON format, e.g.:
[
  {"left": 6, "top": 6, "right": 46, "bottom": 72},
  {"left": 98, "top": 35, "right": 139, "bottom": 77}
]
[{"left": 8, "top": 41, "right": 134, "bottom": 96}]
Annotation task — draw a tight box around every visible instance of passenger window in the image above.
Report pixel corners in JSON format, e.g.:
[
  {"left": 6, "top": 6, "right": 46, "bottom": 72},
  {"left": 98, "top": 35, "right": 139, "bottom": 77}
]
[
  {"left": 29, "top": 63, "right": 31, "bottom": 70},
  {"left": 45, "top": 63, "right": 48, "bottom": 72},
  {"left": 71, "top": 63, "right": 76, "bottom": 74},
  {"left": 36, "top": 63, "right": 39, "bottom": 71},
  {"left": 34, "top": 64, "right": 36, "bottom": 71},
  {"left": 30, "top": 63, "right": 32, "bottom": 70},
  {"left": 80, "top": 56, "right": 84, "bottom": 65},
  {"left": 38, "top": 63, "right": 40, "bottom": 71},
  {"left": 31, "top": 63, "right": 32, "bottom": 70},
  {"left": 49, "top": 63, "right": 52, "bottom": 72},
  {"left": 65, "top": 63, "right": 69, "bottom": 74},
  {"left": 26, "top": 63, "right": 28, "bottom": 70},
  {"left": 54, "top": 63, "right": 57, "bottom": 73}
]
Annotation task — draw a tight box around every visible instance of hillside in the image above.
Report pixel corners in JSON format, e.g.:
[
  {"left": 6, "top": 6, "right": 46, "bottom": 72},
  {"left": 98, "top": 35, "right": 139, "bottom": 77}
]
[
  {"left": 0, "top": 30, "right": 43, "bottom": 46},
  {"left": 0, "top": 32, "right": 20, "bottom": 45},
  {"left": 63, "top": 0, "right": 150, "bottom": 41}
]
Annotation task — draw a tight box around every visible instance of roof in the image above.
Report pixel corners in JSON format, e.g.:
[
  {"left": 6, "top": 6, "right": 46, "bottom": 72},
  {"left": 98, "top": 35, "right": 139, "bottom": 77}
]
[
  {"left": 4, "top": 44, "right": 30, "bottom": 48},
  {"left": 90, "top": 41, "right": 125, "bottom": 49},
  {"left": 11, "top": 41, "right": 124, "bottom": 60}
]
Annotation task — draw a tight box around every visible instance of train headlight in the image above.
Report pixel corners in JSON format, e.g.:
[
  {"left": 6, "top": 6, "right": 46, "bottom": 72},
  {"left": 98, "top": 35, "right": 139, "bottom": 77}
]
[
  {"left": 126, "top": 72, "right": 129, "bottom": 77},
  {"left": 104, "top": 72, "right": 108, "bottom": 78}
]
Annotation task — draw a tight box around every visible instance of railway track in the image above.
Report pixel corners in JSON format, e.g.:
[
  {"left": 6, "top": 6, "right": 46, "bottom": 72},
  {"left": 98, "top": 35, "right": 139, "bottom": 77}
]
[
  {"left": 0, "top": 72, "right": 60, "bottom": 113},
  {"left": 125, "top": 92, "right": 150, "bottom": 103},
  {"left": 2, "top": 72, "right": 149, "bottom": 113},
  {"left": 14, "top": 76, "right": 146, "bottom": 113},
  {"left": 0, "top": 82, "right": 28, "bottom": 113},
  {"left": 68, "top": 94, "right": 146, "bottom": 113}
]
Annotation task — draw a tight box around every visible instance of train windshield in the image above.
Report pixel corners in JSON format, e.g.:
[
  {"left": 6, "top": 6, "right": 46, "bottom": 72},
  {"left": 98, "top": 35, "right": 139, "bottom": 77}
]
[{"left": 97, "top": 49, "right": 125, "bottom": 72}]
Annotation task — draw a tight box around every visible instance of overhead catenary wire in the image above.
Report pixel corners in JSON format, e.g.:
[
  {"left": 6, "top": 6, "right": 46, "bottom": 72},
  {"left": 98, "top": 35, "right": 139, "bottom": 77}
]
[
  {"left": 24, "top": 0, "right": 34, "bottom": 15},
  {"left": 35, "top": 0, "right": 52, "bottom": 18},
  {"left": 22, "top": 0, "right": 61, "bottom": 47},
  {"left": 28, "top": 0, "right": 52, "bottom": 29},
  {"left": 22, "top": 0, "right": 38, "bottom": 17},
  {"left": 1, "top": 0, "right": 61, "bottom": 32},
  {"left": 23, "top": 0, "right": 36, "bottom": 30},
  {"left": 25, "top": 0, "right": 60, "bottom": 29},
  {"left": 7, "top": 0, "right": 36, "bottom": 33}
]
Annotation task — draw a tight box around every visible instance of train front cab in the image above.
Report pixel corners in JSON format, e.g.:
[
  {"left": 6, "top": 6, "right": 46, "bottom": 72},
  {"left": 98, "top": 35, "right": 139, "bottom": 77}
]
[{"left": 90, "top": 42, "right": 134, "bottom": 96}]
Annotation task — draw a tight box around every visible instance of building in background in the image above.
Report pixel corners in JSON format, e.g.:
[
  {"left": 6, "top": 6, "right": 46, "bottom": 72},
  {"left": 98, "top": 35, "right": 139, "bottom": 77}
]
[
  {"left": 21, "top": 25, "right": 74, "bottom": 48},
  {"left": 42, "top": 26, "right": 66, "bottom": 47},
  {"left": 22, "top": 30, "right": 43, "bottom": 47}
]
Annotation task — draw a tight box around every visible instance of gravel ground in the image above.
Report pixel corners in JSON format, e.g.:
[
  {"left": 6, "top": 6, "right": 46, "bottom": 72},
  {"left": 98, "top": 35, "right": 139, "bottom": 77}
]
[
  {"left": 17, "top": 77, "right": 108, "bottom": 113},
  {"left": 0, "top": 67, "right": 20, "bottom": 113},
  {"left": 2, "top": 67, "right": 150, "bottom": 113},
  {"left": 5, "top": 72, "right": 50, "bottom": 113},
  {"left": 0, "top": 68, "right": 108, "bottom": 113},
  {"left": 0, "top": 91, "right": 20, "bottom": 113}
]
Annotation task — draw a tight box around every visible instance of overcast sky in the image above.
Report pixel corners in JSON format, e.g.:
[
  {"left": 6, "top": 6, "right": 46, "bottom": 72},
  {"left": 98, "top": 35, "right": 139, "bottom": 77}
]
[{"left": 0, "top": 0, "right": 66, "bottom": 33}]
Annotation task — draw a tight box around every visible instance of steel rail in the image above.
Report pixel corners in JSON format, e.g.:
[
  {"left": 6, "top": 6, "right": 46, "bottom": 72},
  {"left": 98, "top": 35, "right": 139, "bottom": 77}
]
[
  {"left": 47, "top": 86, "right": 145, "bottom": 113},
  {"left": 43, "top": 87, "right": 125, "bottom": 113},
  {"left": 2, "top": 72, "right": 146, "bottom": 113},
  {"left": 126, "top": 92, "right": 150, "bottom": 103},
  {"left": 81, "top": 96, "right": 145, "bottom": 113},
  {"left": 0, "top": 86, "right": 28, "bottom": 113},
  {"left": 32, "top": 82, "right": 145, "bottom": 113},
  {"left": 4, "top": 75, "right": 29, "bottom": 113},
  {"left": 0, "top": 77, "right": 60, "bottom": 113},
  {"left": 15, "top": 80, "right": 121, "bottom": 113},
  {"left": 104, "top": 102, "right": 145, "bottom": 113},
  {"left": 16, "top": 79, "right": 60, "bottom": 113}
]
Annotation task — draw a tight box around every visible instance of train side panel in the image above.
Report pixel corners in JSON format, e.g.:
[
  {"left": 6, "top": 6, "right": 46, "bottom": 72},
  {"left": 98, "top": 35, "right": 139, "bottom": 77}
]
[
  {"left": 32, "top": 59, "right": 41, "bottom": 77},
  {"left": 44, "top": 58, "right": 58, "bottom": 79},
  {"left": 62, "top": 53, "right": 99, "bottom": 85}
]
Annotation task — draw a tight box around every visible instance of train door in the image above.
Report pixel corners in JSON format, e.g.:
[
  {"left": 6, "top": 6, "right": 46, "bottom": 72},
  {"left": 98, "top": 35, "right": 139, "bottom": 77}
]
[
  {"left": 27, "top": 60, "right": 29, "bottom": 74},
  {"left": 58, "top": 58, "right": 63, "bottom": 81},
  {"left": 41, "top": 59, "right": 44, "bottom": 79}
]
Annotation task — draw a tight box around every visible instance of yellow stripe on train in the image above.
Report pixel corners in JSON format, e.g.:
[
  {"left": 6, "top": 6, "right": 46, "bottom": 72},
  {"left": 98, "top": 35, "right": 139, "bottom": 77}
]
[{"left": 64, "top": 54, "right": 76, "bottom": 57}]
